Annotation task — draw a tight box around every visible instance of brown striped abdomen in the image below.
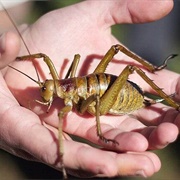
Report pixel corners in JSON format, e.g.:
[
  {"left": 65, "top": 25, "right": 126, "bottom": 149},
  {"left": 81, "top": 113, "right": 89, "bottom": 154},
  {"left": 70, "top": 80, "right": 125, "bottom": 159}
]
[{"left": 59, "top": 73, "right": 145, "bottom": 115}]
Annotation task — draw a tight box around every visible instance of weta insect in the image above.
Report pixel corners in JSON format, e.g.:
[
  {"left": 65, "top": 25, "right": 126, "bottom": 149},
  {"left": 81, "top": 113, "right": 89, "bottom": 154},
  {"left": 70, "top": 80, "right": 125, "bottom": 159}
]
[
  {"left": 9, "top": 46, "right": 180, "bottom": 179},
  {"left": 1, "top": 2, "right": 180, "bottom": 180}
]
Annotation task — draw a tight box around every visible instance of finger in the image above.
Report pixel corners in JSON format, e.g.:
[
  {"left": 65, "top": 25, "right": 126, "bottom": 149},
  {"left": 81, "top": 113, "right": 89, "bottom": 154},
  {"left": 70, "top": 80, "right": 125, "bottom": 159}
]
[
  {"left": 140, "top": 122, "right": 179, "bottom": 149},
  {"left": 0, "top": 101, "right": 159, "bottom": 178},
  {"left": 134, "top": 103, "right": 180, "bottom": 125},
  {"left": 0, "top": 105, "right": 60, "bottom": 165},
  {"left": 0, "top": 144, "right": 37, "bottom": 162},
  {"left": 85, "top": 123, "right": 148, "bottom": 152},
  {"left": 83, "top": 0, "right": 173, "bottom": 27},
  {"left": 64, "top": 144, "right": 160, "bottom": 178},
  {"left": 120, "top": 0, "right": 173, "bottom": 23},
  {"left": 0, "top": 31, "right": 20, "bottom": 69}
]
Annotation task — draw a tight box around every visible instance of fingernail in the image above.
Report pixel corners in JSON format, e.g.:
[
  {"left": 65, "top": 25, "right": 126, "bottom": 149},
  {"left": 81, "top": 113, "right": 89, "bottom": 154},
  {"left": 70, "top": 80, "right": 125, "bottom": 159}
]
[
  {"left": 0, "top": 33, "right": 6, "bottom": 53},
  {"left": 135, "top": 170, "right": 147, "bottom": 178}
]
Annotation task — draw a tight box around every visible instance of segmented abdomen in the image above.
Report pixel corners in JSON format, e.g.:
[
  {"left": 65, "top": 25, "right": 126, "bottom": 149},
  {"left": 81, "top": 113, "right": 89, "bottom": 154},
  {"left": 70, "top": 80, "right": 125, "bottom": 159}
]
[
  {"left": 60, "top": 73, "right": 145, "bottom": 114},
  {"left": 109, "top": 80, "right": 145, "bottom": 114},
  {"left": 75, "top": 73, "right": 112, "bottom": 100}
]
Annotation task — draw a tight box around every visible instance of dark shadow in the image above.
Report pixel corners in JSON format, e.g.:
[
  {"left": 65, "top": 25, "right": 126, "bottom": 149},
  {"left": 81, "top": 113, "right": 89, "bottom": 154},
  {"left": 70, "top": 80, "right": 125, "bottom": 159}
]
[{"left": 59, "top": 58, "right": 69, "bottom": 79}]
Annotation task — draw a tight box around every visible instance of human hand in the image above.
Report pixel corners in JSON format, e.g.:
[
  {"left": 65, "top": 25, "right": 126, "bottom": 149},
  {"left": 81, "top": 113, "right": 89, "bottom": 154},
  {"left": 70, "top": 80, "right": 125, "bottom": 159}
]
[{"left": 0, "top": 0, "right": 179, "bottom": 178}]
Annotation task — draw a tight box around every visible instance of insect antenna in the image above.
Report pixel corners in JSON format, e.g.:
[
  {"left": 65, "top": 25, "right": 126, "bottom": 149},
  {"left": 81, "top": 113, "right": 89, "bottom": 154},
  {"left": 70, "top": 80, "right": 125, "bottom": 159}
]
[
  {"left": 1, "top": 1, "right": 41, "bottom": 84},
  {"left": 8, "top": 65, "right": 42, "bottom": 87}
]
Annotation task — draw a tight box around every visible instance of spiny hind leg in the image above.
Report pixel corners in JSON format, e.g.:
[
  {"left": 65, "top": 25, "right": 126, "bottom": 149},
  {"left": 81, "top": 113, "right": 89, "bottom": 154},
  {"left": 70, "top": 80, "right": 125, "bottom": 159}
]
[
  {"left": 98, "top": 64, "right": 179, "bottom": 117},
  {"left": 130, "top": 66, "right": 180, "bottom": 111},
  {"left": 98, "top": 65, "right": 134, "bottom": 115},
  {"left": 94, "top": 44, "right": 177, "bottom": 73}
]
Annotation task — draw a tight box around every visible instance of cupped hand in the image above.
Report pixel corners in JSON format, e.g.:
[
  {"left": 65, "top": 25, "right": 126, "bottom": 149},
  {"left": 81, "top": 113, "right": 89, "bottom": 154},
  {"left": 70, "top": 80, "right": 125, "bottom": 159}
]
[{"left": 0, "top": 0, "right": 179, "bottom": 178}]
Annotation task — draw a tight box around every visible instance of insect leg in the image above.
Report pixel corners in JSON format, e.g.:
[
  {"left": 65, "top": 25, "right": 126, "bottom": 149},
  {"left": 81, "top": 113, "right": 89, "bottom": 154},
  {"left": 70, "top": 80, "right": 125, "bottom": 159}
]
[
  {"left": 78, "top": 95, "right": 119, "bottom": 144},
  {"left": 78, "top": 95, "right": 96, "bottom": 114},
  {"left": 58, "top": 105, "right": 72, "bottom": 179},
  {"left": 94, "top": 44, "right": 176, "bottom": 74},
  {"left": 95, "top": 94, "right": 119, "bottom": 145},
  {"left": 114, "top": 44, "right": 161, "bottom": 72},
  {"left": 94, "top": 44, "right": 156, "bottom": 73},
  {"left": 99, "top": 64, "right": 179, "bottom": 115},
  {"left": 99, "top": 65, "right": 133, "bottom": 115},
  {"left": 17, "top": 53, "right": 59, "bottom": 80},
  {"left": 65, "top": 54, "right": 80, "bottom": 78},
  {"left": 94, "top": 45, "right": 119, "bottom": 73}
]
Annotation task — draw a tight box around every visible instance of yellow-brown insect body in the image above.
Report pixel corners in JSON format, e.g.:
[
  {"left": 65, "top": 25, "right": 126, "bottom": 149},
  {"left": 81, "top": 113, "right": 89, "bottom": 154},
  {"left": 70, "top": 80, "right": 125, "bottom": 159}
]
[{"left": 54, "top": 73, "right": 144, "bottom": 115}]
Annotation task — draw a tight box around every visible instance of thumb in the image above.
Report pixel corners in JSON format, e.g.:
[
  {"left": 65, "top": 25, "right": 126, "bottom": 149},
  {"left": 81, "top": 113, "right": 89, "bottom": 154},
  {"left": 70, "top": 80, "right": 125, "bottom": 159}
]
[
  {"left": 121, "top": 0, "right": 174, "bottom": 23},
  {"left": 84, "top": 0, "right": 173, "bottom": 27},
  {"left": 0, "top": 31, "right": 20, "bottom": 69}
]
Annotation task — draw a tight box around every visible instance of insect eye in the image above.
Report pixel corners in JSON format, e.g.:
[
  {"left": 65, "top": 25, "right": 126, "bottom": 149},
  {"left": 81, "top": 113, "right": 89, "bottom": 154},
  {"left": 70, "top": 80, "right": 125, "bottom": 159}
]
[{"left": 41, "top": 86, "right": 46, "bottom": 92}]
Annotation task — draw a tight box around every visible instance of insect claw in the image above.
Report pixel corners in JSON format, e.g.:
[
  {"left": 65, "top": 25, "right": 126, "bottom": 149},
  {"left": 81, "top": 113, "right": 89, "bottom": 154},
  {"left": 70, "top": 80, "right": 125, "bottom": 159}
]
[
  {"left": 112, "top": 140, "right": 119, "bottom": 145},
  {"left": 155, "top": 54, "right": 178, "bottom": 71},
  {"left": 99, "top": 136, "right": 119, "bottom": 145},
  {"left": 168, "top": 54, "right": 178, "bottom": 59},
  {"left": 169, "top": 93, "right": 176, "bottom": 98}
]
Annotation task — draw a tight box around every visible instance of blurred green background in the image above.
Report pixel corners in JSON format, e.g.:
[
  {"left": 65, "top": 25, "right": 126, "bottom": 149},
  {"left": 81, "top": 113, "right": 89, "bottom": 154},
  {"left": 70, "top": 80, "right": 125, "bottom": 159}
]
[{"left": 0, "top": 1, "right": 180, "bottom": 179}]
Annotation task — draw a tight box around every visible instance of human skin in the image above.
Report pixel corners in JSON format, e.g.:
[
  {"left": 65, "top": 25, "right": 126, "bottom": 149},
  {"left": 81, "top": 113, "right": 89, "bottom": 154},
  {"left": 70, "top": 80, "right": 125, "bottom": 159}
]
[{"left": 0, "top": 0, "right": 180, "bottom": 178}]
